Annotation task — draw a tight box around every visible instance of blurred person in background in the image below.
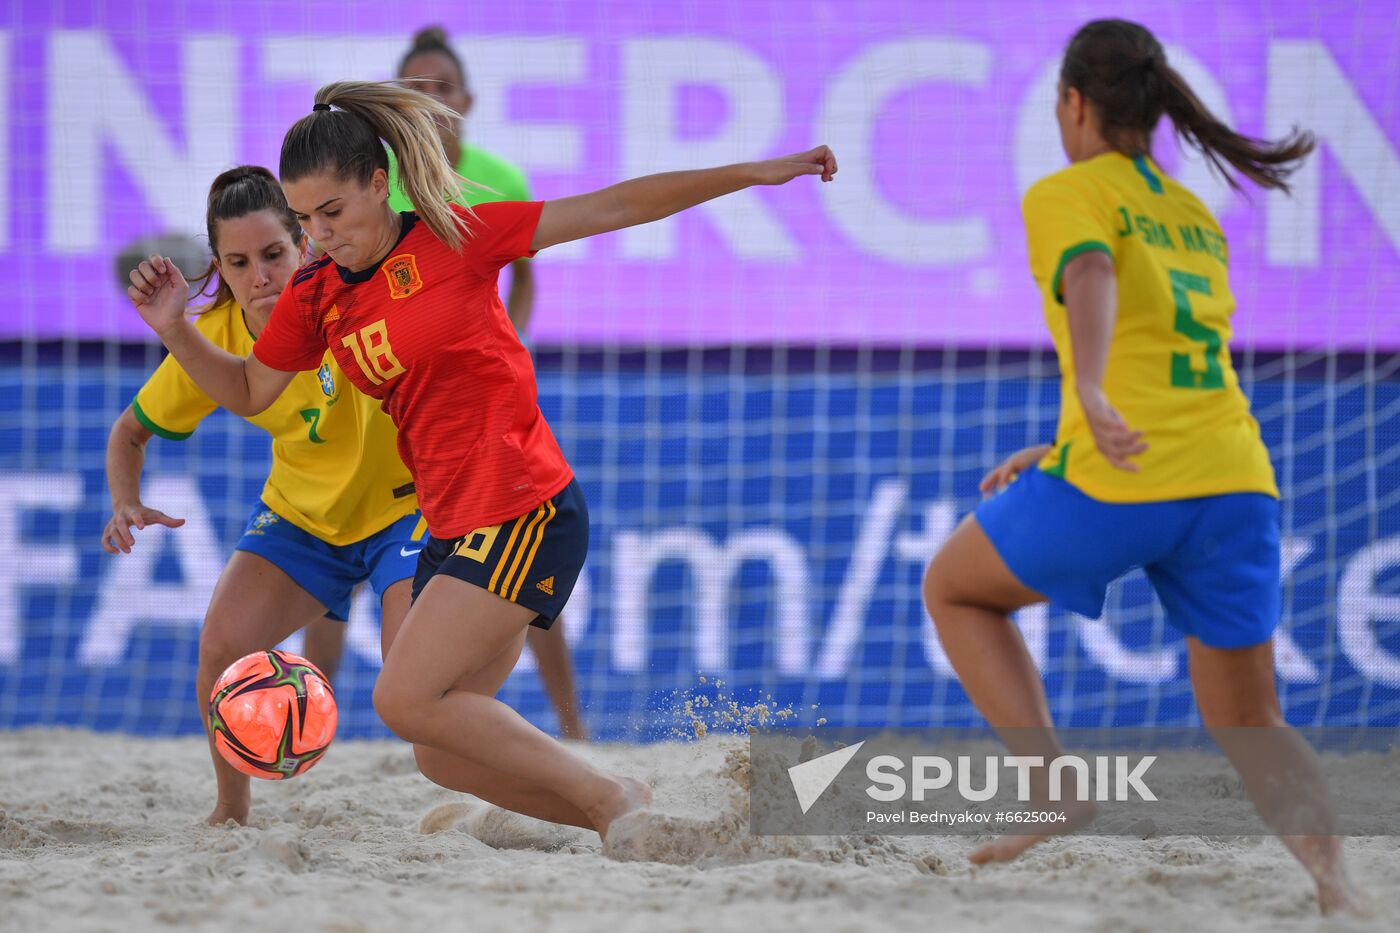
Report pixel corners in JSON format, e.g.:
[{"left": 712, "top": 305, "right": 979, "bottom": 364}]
[{"left": 392, "top": 27, "right": 535, "bottom": 334}]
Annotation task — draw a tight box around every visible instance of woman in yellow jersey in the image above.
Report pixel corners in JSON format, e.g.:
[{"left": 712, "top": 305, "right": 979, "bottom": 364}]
[
  {"left": 102, "top": 166, "right": 424, "bottom": 825},
  {"left": 922, "top": 20, "right": 1355, "bottom": 913}
]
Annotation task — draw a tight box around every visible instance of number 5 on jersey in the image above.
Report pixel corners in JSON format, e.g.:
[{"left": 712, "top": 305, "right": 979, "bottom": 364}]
[
  {"left": 342, "top": 320, "right": 406, "bottom": 385},
  {"left": 1168, "top": 269, "right": 1224, "bottom": 390}
]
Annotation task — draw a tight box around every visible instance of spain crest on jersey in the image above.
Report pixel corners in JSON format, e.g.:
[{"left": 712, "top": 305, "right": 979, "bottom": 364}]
[
  {"left": 317, "top": 362, "right": 336, "bottom": 397},
  {"left": 382, "top": 253, "right": 423, "bottom": 299}
]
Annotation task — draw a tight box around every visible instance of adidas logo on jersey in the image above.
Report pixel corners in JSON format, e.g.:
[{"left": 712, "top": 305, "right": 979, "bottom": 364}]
[
  {"left": 324, "top": 304, "right": 341, "bottom": 323},
  {"left": 535, "top": 576, "right": 555, "bottom": 596}
]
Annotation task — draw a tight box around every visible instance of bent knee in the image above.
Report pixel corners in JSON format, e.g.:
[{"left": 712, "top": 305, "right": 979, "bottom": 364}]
[
  {"left": 922, "top": 551, "right": 974, "bottom": 619},
  {"left": 922, "top": 558, "right": 952, "bottom": 609},
  {"left": 198, "top": 623, "right": 257, "bottom": 680},
  {"left": 372, "top": 680, "right": 412, "bottom": 738},
  {"left": 372, "top": 676, "right": 437, "bottom": 743}
]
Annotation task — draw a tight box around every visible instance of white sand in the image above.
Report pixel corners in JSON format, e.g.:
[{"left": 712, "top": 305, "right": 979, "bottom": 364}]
[{"left": 1, "top": 729, "right": 1395, "bottom": 932}]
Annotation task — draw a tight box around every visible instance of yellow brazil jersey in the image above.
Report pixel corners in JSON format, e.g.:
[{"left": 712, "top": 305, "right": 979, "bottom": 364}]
[
  {"left": 1022, "top": 151, "right": 1278, "bottom": 502},
  {"left": 131, "top": 298, "right": 417, "bottom": 545}
]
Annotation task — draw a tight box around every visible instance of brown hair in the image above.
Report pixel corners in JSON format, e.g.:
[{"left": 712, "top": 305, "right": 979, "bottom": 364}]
[
  {"left": 1060, "top": 19, "right": 1315, "bottom": 191},
  {"left": 190, "top": 165, "right": 304, "bottom": 309},
  {"left": 398, "top": 25, "right": 469, "bottom": 89},
  {"left": 279, "top": 81, "right": 472, "bottom": 252}
]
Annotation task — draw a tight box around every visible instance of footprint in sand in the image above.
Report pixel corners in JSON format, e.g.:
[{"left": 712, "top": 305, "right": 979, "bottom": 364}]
[
  {"left": 419, "top": 801, "right": 474, "bottom": 835},
  {"left": 0, "top": 811, "right": 52, "bottom": 851},
  {"left": 418, "top": 801, "right": 581, "bottom": 852},
  {"left": 257, "top": 828, "right": 310, "bottom": 873}
]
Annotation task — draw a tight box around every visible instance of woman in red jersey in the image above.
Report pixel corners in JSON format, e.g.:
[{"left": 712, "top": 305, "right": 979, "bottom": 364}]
[{"left": 128, "top": 81, "right": 836, "bottom": 839}]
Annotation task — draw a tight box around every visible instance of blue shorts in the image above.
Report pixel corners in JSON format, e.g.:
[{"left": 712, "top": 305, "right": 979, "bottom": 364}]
[
  {"left": 975, "top": 467, "right": 1281, "bottom": 649},
  {"left": 234, "top": 502, "right": 426, "bottom": 621}
]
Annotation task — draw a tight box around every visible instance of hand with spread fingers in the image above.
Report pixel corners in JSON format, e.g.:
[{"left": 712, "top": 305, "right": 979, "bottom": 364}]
[{"left": 101, "top": 502, "right": 186, "bottom": 554}]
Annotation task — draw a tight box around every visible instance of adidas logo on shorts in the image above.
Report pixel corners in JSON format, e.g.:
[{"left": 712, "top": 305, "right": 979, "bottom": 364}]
[{"left": 535, "top": 576, "right": 555, "bottom": 596}]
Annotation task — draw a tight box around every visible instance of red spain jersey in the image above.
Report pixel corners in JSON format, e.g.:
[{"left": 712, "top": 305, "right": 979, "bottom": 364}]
[{"left": 253, "top": 201, "right": 573, "bottom": 538}]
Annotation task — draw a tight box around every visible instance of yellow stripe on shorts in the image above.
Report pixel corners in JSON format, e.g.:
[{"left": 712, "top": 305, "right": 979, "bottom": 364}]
[
  {"left": 497, "top": 503, "right": 552, "bottom": 600},
  {"left": 508, "top": 499, "right": 557, "bottom": 600},
  {"left": 487, "top": 510, "right": 534, "bottom": 595}
]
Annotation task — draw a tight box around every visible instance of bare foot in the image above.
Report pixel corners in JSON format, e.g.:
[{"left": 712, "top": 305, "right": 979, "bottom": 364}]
[
  {"left": 1317, "top": 875, "right": 1366, "bottom": 917},
  {"left": 969, "top": 800, "right": 1097, "bottom": 865},
  {"left": 205, "top": 801, "right": 250, "bottom": 827},
  {"left": 589, "top": 776, "right": 652, "bottom": 840}
]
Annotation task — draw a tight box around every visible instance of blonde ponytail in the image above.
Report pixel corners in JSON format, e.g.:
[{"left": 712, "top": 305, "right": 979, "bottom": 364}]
[{"left": 280, "top": 80, "right": 475, "bottom": 251}]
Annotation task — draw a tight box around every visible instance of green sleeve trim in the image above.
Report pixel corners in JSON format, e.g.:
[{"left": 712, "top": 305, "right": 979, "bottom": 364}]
[
  {"left": 131, "top": 398, "right": 195, "bottom": 441},
  {"left": 1051, "top": 240, "right": 1113, "bottom": 304}
]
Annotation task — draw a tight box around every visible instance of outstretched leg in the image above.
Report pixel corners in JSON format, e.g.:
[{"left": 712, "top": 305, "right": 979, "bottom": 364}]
[
  {"left": 376, "top": 581, "right": 605, "bottom": 827},
  {"left": 414, "top": 626, "right": 595, "bottom": 827},
  {"left": 197, "top": 551, "right": 328, "bottom": 825},
  {"left": 923, "top": 515, "right": 1096, "bottom": 863},
  {"left": 1187, "top": 638, "right": 1356, "bottom": 915},
  {"left": 374, "top": 575, "right": 647, "bottom": 837}
]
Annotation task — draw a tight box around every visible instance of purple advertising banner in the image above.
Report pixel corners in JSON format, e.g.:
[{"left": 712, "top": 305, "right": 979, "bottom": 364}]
[{"left": 1, "top": 1, "right": 1396, "bottom": 348}]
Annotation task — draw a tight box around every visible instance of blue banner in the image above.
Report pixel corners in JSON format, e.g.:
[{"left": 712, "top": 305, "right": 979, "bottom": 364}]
[{"left": 2, "top": 349, "right": 1397, "bottom": 739}]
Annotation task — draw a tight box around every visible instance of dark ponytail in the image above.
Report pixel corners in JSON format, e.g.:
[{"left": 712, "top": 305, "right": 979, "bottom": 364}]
[
  {"left": 190, "top": 165, "right": 304, "bottom": 310},
  {"left": 1061, "top": 19, "right": 1315, "bottom": 192}
]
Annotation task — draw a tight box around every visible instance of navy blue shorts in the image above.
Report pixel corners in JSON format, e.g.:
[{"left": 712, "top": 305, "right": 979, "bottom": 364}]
[
  {"left": 411, "top": 479, "right": 588, "bottom": 630},
  {"left": 234, "top": 502, "right": 425, "bottom": 621},
  {"left": 975, "top": 467, "right": 1281, "bottom": 649}
]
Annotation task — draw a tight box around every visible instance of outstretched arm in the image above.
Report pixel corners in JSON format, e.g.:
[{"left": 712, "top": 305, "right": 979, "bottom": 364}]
[
  {"left": 531, "top": 146, "right": 837, "bottom": 251},
  {"left": 101, "top": 406, "right": 186, "bottom": 553},
  {"left": 128, "top": 255, "right": 294, "bottom": 417}
]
